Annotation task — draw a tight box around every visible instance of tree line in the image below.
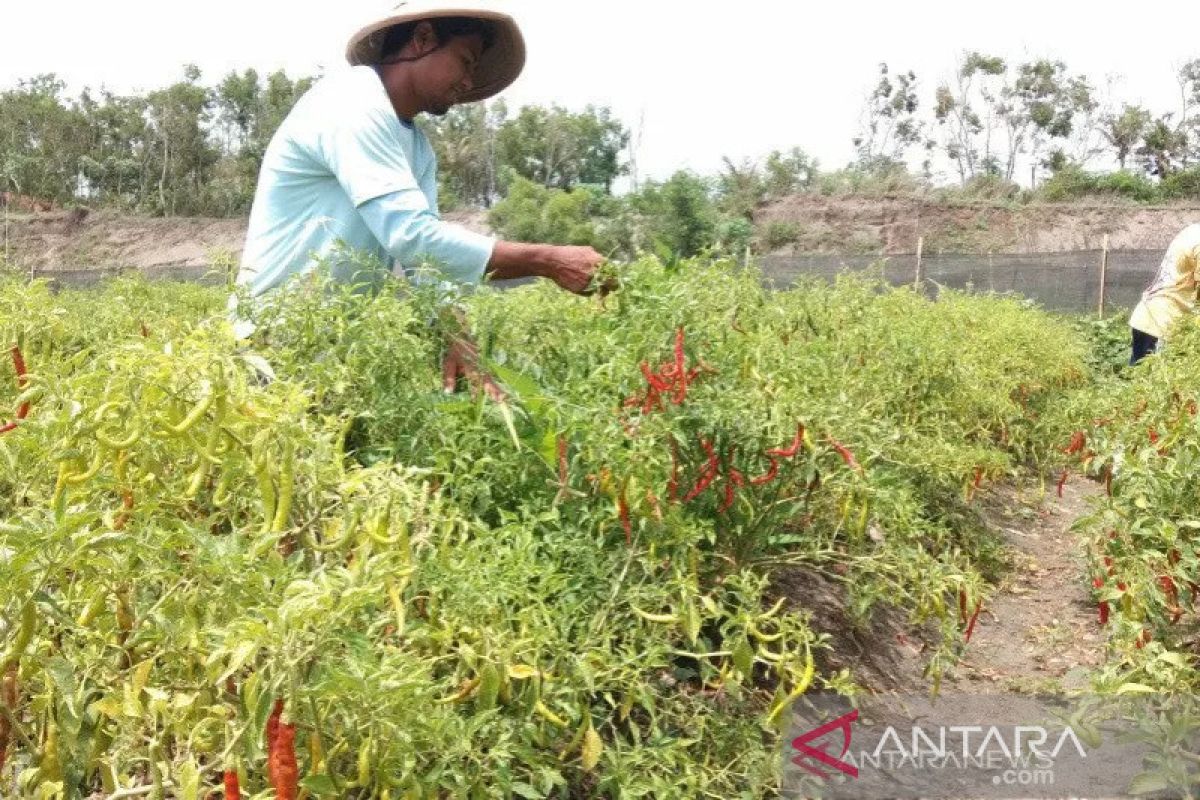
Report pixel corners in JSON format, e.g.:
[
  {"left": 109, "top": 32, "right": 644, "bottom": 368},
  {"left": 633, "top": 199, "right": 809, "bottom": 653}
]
[{"left": 2, "top": 55, "right": 1200, "bottom": 260}]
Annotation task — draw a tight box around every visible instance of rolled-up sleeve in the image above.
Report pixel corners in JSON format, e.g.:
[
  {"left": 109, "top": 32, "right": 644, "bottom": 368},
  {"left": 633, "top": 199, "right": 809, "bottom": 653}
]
[
  {"left": 319, "top": 106, "right": 494, "bottom": 285},
  {"left": 358, "top": 190, "right": 494, "bottom": 285}
]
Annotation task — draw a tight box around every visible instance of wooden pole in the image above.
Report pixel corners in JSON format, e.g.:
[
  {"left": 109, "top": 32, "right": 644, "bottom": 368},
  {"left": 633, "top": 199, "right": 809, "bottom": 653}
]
[
  {"left": 914, "top": 236, "right": 924, "bottom": 290},
  {"left": 1098, "top": 234, "right": 1109, "bottom": 319}
]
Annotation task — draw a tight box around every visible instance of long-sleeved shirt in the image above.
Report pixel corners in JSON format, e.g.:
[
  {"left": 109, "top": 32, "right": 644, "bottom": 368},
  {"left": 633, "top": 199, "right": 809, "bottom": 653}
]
[
  {"left": 1130, "top": 224, "right": 1200, "bottom": 339},
  {"left": 236, "top": 65, "right": 494, "bottom": 299}
]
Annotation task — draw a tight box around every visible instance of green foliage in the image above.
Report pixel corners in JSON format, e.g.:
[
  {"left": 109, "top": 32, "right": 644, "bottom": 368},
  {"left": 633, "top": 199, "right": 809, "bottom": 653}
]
[
  {"left": 631, "top": 172, "right": 718, "bottom": 259},
  {"left": 1101, "top": 105, "right": 1152, "bottom": 170},
  {"left": 0, "top": 263, "right": 1092, "bottom": 795},
  {"left": 1060, "top": 318, "right": 1200, "bottom": 693},
  {"left": 1037, "top": 167, "right": 1162, "bottom": 203},
  {"left": 487, "top": 175, "right": 624, "bottom": 254},
  {"left": 1160, "top": 166, "right": 1200, "bottom": 200},
  {"left": 761, "top": 221, "right": 803, "bottom": 251},
  {"left": 0, "top": 75, "right": 91, "bottom": 204},
  {"left": 1068, "top": 314, "right": 1133, "bottom": 377},
  {"left": 494, "top": 104, "right": 629, "bottom": 193},
  {"left": 420, "top": 101, "right": 508, "bottom": 209},
  {"left": 815, "top": 164, "right": 923, "bottom": 196}
]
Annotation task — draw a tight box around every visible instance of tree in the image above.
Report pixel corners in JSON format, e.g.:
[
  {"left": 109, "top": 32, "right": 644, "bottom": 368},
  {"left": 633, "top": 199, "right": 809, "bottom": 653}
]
[
  {"left": 762, "top": 148, "right": 817, "bottom": 197},
  {"left": 631, "top": 171, "right": 716, "bottom": 258},
  {"left": 144, "top": 65, "right": 219, "bottom": 215},
  {"left": 934, "top": 52, "right": 1007, "bottom": 184},
  {"left": 714, "top": 157, "right": 765, "bottom": 220},
  {"left": 853, "top": 63, "right": 923, "bottom": 171},
  {"left": 1138, "top": 115, "right": 1189, "bottom": 177},
  {"left": 421, "top": 100, "right": 506, "bottom": 209},
  {"left": 77, "top": 88, "right": 153, "bottom": 208},
  {"left": 1178, "top": 59, "right": 1200, "bottom": 164},
  {"left": 0, "top": 74, "right": 91, "bottom": 204},
  {"left": 487, "top": 174, "right": 624, "bottom": 254},
  {"left": 1101, "top": 105, "right": 1151, "bottom": 169},
  {"left": 999, "top": 60, "right": 1096, "bottom": 183},
  {"left": 495, "top": 105, "right": 628, "bottom": 192}
]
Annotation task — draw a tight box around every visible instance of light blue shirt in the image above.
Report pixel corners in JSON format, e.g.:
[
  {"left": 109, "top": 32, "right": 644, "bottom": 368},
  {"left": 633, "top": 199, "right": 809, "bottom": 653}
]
[{"left": 236, "top": 65, "right": 495, "bottom": 299}]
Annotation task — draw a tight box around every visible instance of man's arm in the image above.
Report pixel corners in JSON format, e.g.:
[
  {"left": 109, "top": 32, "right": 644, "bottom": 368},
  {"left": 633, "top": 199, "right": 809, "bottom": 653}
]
[{"left": 486, "top": 241, "right": 605, "bottom": 295}]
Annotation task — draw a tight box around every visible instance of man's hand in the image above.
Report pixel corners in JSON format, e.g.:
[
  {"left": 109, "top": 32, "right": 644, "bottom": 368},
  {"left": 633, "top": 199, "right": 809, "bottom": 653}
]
[
  {"left": 442, "top": 333, "right": 504, "bottom": 402},
  {"left": 542, "top": 245, "right": 606, "bottom": 295},
  {"left": 486, "top": 242, "right": 616, "bottom": 296}
]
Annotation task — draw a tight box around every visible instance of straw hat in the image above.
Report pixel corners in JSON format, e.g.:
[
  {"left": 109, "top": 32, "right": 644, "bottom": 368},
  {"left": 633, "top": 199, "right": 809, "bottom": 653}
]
[{"left": 346, "top": 1, "right": 526, "bottom": 103}]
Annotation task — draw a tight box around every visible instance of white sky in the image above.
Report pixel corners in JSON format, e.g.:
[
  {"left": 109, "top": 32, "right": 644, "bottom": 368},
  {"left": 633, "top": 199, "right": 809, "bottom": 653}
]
[{"left": 4, "top": 1, "right": 1200, "bottom": 185}]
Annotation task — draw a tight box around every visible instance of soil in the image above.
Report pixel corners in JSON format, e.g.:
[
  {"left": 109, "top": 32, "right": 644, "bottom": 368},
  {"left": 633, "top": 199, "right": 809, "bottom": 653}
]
[
  {"left": 2, "top": 197, "right": 1196, "bottom": 274},
  {"left": 771, "top": 475, "right": 1108, "bottom": 696},
  {"left": 755, "top": 194, "right": 1200, "bottom": 256},
  {"left": 0, "top": 207, "right": 490, "bottom": 272}
]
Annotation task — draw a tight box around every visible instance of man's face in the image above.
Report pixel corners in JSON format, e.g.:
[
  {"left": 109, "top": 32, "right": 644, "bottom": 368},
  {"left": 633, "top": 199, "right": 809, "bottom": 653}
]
[{"left": 417, "top": 31, "right": 484, "bottom": 116}]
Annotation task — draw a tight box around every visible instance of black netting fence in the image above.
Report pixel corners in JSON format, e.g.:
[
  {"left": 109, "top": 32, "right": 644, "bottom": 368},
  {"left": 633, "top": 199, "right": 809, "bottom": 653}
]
[
  {"left": 757, "top": 250, "right": 1162, "bottom": 315},
  {"left": 13, "top": 250, "right": 1164, "bottom": 317}
]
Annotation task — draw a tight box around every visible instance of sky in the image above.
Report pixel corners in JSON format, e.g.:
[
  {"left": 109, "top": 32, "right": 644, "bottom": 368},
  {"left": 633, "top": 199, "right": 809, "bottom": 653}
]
[{"left": 4, "top": 1, "right": 1200, "bottom": 185}]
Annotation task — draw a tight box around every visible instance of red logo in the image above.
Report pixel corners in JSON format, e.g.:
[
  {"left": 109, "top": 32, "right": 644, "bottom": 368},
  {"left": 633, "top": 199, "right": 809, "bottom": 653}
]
[{"left": 791, "top": 709, "right": 860, "bottom": 780}]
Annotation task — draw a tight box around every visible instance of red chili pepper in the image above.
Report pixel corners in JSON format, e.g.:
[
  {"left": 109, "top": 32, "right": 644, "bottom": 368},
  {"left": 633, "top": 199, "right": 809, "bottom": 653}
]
[
  {"left": 1117, "top": 581, "right": 1127, "bottom": 592},
  {"left": 223, "top": 770, "right": 241, "bottom": 800},
  {"left": 766, "top": 424, "right": 805, "bottom": 459},
  {"left": 1159, "top": 576, "right": 1180, "bottom": 621},
  {"left": 1103, "top": 556, "right": 1114, "bottom": 573},
  {"left": 1098, "top": 602, "right": 1109, "bottom": 625},
  {"left": 1148, "top": 427, "right": 1160, "bottom": 445},
  {"left": 270, "top": 717, "right": 298, "bottom": 800},
  {"left": 958, "top": 588, "right": 968, "bottom": 624},
  {"left": 826, "top": 436, "right": 863, "bottom": 474},
  {"left": 114, "top": 490, "right": 135, "bottom": 531},
  {"left": 750, "top": 456, "right": 780, "bottom": 486},
  {"left": 1062, "top": 431, "right": 1086, "bottom": 455},
  {"left": 720, "top": 480, "right": 736, "bottom": 513},
  {"left": 683, "top": 467, "right": 718, "bottom": 503},
  {"left": 683, "top": 438, "right": 720, "bottom": 502},
  {"left": 0, "top": 345, "right": 30, "bottom": 436},
  {"left": 0, "top": 663, "right": 16, "bottom": 772},
  {"left": 265, "top": 699, "right": 284, "bottom": 786},
  {"left": 964, "top": 601, "right": 982, "bottom": 643},
  {"left": 973, "top": 467, "right": 983, "bottom": 489},
  {"left": 1056, "top": 469, "right": 1069, "bottom": 498},
  {"left": 640, "top": 361, "right": 670, "bottom": 393},
  {"left": 1134, "top": 629, "right": 1152, "bottom": 649},
  {"left": 673, "top": 328, "right": 690, "bottom": 403},
  {"left": 719, "top": 466, "right": 745, "bottom": 513},
  {"left": 556, "top": 436, "right": 568, "bottom": 487}
]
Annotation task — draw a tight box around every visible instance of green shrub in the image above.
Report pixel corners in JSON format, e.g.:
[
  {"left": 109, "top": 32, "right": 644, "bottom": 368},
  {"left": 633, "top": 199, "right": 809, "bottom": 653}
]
[
  {"left": 761, "top": 220, "right": 803, "bottom": 251},
  {"left": 1160, "top": 166, "right": 1200, "bottom": 200},
  {"left": 1038, "top": 167, "right": 1161, "bottom": 203}
]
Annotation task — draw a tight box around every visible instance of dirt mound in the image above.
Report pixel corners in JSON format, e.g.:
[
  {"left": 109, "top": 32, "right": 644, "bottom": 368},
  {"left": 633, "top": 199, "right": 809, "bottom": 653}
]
[
  {"left": 756, "top": 195, "right": 1200, "bottom": 255},
  {"left": 5, "top": 199, "right": 1198, "bottom": 274},
  {"left": 1, "top": 208, "right": 492, "bottom": 273}
]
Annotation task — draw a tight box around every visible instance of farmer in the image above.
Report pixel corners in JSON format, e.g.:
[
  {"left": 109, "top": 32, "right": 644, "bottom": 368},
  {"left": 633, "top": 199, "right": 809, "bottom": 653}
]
[
  {"left": 235, "top": 1, "right": 605, "bottom": 387},
  {"left": 1128, "top": 223, "right": 1200, "bottom": 365}
]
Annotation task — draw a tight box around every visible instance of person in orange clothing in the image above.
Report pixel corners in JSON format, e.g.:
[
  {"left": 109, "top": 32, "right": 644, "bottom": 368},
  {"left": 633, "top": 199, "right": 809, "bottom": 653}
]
[{"left": 1129, "top": 224, "right": 1200, "bottom": 365}]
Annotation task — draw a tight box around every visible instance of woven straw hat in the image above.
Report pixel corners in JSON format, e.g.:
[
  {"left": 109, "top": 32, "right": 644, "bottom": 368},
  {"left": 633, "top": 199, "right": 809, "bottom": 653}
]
[{"left": 346, "top": 1, "right": 525, "bottom": 103}]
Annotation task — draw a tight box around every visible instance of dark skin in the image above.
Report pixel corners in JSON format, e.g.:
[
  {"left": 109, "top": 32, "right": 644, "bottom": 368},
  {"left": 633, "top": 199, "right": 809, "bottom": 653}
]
[{"left": 375, "top": 21, "right": 610, "bottom": 395}]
